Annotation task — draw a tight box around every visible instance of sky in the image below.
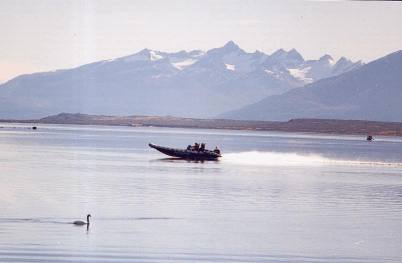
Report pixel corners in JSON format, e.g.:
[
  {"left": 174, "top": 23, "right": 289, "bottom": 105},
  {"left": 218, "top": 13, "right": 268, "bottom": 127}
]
[{"left": 1, "top": 0, "right": 401, "bottom": 83}]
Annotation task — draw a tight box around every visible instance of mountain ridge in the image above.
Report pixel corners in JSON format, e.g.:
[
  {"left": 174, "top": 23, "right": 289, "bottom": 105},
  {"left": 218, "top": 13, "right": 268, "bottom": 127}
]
[
  {"left": 221, "top": 50, "right": 402, "bottom": 122},
  {"left": 0, "top": 41, "right": 362, "bottom": 119}
]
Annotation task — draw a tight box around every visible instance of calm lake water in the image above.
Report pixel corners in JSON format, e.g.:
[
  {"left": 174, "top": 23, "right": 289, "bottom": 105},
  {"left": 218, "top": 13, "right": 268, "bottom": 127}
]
[{"left": 0, "top": 123, "right": 402, "bottom": 262}]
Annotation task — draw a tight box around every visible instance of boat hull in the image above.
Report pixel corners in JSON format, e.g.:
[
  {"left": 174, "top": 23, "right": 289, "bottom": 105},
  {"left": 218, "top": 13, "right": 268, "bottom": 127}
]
[{"left": 149, "top": 143, "right": 221, "bottom": 160}]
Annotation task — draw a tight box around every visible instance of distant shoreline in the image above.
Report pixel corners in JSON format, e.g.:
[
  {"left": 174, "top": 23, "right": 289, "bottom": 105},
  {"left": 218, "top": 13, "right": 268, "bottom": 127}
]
[{"left": 1, "top": 113, "right": 402, "bottom": 137}]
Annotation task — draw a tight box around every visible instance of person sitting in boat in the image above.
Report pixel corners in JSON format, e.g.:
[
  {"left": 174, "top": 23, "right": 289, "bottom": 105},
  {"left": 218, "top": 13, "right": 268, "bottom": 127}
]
[
  {"left": 193, "top": 143, "right": 199, "bottom": 151},
  {"left": 187, "top": 145, "right": 191, "bottom": 150},
  {"left": 200, "top": 143, "right": 205, "bottom": 151},
  {"left": 213, "top": 146, "right": 221, "bottom": 155}
]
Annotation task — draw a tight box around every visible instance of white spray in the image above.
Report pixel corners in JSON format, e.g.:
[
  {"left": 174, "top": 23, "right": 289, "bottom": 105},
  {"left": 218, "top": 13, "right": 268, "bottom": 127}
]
[{"left": 222, "top": 151, "right": 402, "bottom": 168}]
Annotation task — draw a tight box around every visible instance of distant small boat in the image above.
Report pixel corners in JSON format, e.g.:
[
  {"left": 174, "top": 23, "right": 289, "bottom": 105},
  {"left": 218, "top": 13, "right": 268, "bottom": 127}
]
[
  {"left": 366, "top": 135, "right": 374, "bottom": 141},
  {"left": 149, "top": 143, "right": 221, "bottom": 160}
]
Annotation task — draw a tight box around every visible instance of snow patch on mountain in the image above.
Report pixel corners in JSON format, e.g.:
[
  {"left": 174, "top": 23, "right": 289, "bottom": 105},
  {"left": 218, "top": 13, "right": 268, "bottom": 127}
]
[
  {"left": 287, "top": 67, "right": 313, "bottom": 84},
  {"left": 122, "top": 49, "right": 165, "bottom": 62},
  {"left": 172, "top": 59, "right": 198, "bottom": 70},
  {"left": 150, "top": 50, "right": 164, "bottom": 61},
  {"left": 264, "top": 69, "right": 283, "bottom": 80}
]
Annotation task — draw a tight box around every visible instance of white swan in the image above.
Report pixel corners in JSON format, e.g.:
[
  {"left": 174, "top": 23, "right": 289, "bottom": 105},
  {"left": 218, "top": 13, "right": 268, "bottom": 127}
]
[{"left": 73, "top": 214, "right": 91, "bottom": 225}]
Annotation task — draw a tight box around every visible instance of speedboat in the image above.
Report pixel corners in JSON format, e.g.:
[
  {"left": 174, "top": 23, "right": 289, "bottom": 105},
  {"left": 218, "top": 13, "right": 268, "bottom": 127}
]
[{"left": 149, "top": 143, "right": 221, "bottom": 160}]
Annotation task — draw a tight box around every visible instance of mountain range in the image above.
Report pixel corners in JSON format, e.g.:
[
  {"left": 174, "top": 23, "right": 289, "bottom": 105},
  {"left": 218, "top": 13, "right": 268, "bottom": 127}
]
[
  {"left": 0, "top": 41, "right": 362, "bottom": 119},
  {"left": 222, "top": 50, "right": 402, "bottom": 122}
]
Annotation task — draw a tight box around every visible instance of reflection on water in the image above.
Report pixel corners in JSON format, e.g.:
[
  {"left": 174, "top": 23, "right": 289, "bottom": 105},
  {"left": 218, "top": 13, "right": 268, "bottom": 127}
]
[{"left": 0, "top": 123, "right": 401, "bottom": 262}]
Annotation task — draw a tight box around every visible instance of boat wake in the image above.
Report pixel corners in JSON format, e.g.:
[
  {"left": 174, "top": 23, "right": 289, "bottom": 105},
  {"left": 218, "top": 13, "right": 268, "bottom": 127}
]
[{"left": 223, "top": 151, "right": 402, "bottom": 168}]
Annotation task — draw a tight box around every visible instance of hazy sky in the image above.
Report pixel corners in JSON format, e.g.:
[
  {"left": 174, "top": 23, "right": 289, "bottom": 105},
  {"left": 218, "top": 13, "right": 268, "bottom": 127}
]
[{"left": 1, "top": 0, "right": 401, "bottom": 83}]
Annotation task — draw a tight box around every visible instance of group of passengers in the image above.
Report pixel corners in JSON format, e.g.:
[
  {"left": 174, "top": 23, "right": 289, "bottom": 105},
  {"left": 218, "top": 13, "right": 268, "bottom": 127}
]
[
  {"left": 187, "top": 142, "right": 205, "bottom": 151},
  {"left": 187, "top": 143, "right": 221, "bottom": 154}
]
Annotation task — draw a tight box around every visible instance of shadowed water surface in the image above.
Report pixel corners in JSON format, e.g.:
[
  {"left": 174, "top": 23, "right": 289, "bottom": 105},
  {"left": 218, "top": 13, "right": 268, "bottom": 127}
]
[{"left": 0, "top": 123, "right": 401, "bottom": 262}]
